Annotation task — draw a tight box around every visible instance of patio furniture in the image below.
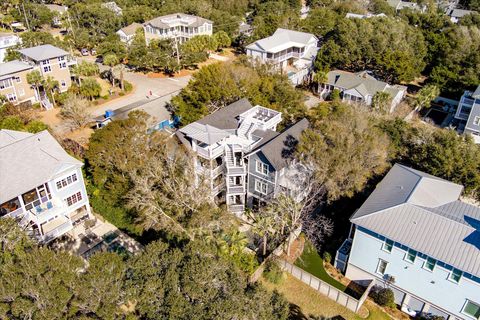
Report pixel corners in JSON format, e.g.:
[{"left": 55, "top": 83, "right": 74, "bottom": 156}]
[{"left": 46, "top": 201, "right": 53, "bottom": 209}]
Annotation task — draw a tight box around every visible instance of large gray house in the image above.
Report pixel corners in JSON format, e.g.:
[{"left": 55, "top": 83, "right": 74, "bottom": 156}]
[{"left": 176, "top": 99, "right": 309, "bottom": 216}]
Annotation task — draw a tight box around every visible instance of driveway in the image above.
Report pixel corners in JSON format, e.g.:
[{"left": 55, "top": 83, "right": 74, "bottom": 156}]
[{"left": 78, "top": 57, "right": 191, "bottom": 119}]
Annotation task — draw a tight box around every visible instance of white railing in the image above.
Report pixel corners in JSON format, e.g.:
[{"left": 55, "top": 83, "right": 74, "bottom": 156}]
[
  {"left": 266, "top": 51, "right": 301, "bottom": 63},
  {"left": 227, "top": 185, "right": 244, "bottom": 194},
  {"left": 196, "top": 145, "right": 224, "bottom": 159},
  {"left": 211, "top": 165, "right": 224, "bottom": 177},
  {"left": 42, "top": 221, "right": 73, "bottom": 243},
  {"left": 228, "top": 204, "right": 245, "bottom": 213}
]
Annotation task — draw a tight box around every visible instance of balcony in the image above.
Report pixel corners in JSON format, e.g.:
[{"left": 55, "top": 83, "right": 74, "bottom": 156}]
[
  {"left": 30, "top": 200, "right": 66, "bottom": 225},
  {"left": 211, "top": 164, "right": 225, "bottom": 177},
  {"left": 196, "top": 144, "right": 224, "bottom": 159},
  {"left": 228, "top": 204, "right": 245, "bottom": 214},
  {"left": 227, "top": 185, "right": 245, "bottom": 194},
  {"left": 266, "top": 51, "right": 301, "bottom": 63},
  {"left": 41, "top": 216, "right": 73, "bottom": 243}
]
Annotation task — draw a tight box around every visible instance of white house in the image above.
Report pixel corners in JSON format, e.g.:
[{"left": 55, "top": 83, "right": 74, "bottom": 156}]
[
  {"left": 0, "top": 32, "right": 21, "bottom": 63},
  {"left": 245, "top": 28, "right": 319, "bottom": 86},
  {"left": 116, "top": 23, "right": 143, "bottom": 44},
  {"left": 387, "top": 0, "right": 427, "bottom": 12},
  {"left": 101, "top": 1, "right": 122, "bottom": 16},
  {"left": 143, "top": 13, "right": 213, "bottom": 45},
  {"left": 318, "top": 70, "right": 407, "bottom": 112},
  {"left": 0, "top": 129, "right": 92, "bottom": 243},
  {"left": 346, "top": 12, "right": 387, "bottom": 19},
  {"left": 453, "top": 85, "right": 480, "bottom": 143},
  {"left": 340, "top": 164, "right": 480, "bottom": 319},
  {"left": 45, "top": 4, "right": 68, "bottom": 27}
]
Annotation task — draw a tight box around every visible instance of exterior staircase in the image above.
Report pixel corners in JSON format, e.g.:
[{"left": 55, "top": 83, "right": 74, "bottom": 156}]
[{"left": 40, "top": 94, "right": 53, "bottom": 110}]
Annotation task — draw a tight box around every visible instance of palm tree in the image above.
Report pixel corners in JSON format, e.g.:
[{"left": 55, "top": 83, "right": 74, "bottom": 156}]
[
  {"left": 103, "top": 54, "right": 119, "bottom": 88},
  {"left": 42, "top": 76, "right": 59, "bottom": 107},
  {"left": 215, "top": 230, "right": 248, "bottom": 256},
  {"left": 248, "top": 212, "right": 276, "bottom": 257},
  {"left": 72, "top": 61, "right": 99, "bottom": 85},
  {"left": 313, "top": 68, "right": 329, "bottom": 94},
  {"left": 415, "top": 84, "right": 440, "bottom": 111},
  {"left": 26, "top": 70, "right": 44, "bottom": 101}
]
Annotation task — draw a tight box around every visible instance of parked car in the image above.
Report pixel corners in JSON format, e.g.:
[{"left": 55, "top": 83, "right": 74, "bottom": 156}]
[
  {"left": 90, "top": 49, "right": 97, "bottom": 55},
  {"left": 81, "top": 48, "right": 89, "bottom": 56}
]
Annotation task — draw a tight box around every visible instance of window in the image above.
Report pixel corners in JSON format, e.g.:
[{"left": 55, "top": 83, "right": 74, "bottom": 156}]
[
  {"left": 65, "top": 191, "right": 82, "bottom": 206},
  {"left": 59, "top": 62, "right": 67, "bottom": 69},
  {"left": 61, "top": 80, "right": 66, "bottom": 87},
  {"left": 405, "top": 249, "right": 417, "bottom": 263},
  {"left": 474, "top": 116, "right": 480, "bottom": 126},
  {"left": 256, "top": 161, "right": 269, "bottom": 175},
  {"left": 255, "top": 179, "right": 268, "bottom": 195},
  {"left": 0, "top": 78, "right": 13, "bottom": 89},
  {"left": 462, "top": 300, "right": 480, "bottom": 319},
  {"left": 14, "top": 76, "right": 21, "bottom": 83},
  {"left": 58, "top": 56, "right": 65, "bottom": 62},
  {"left": 43, "top": 66, "right": 52, "bottom": 73},
  {"left": 6, "top": 93, "right": 16, "bottom": 102},
  {"left": 382, "top": 239, "right": 393, "bottom": 253},
  {"left": 56, "top": 173, "right": 78, "bottom": 190},
  {"left": 41, "top": 59, "right": 50, "bottom": 65},
  {"left": 423, "top": 257, "right": 437, "bottom": 272},
  {"left": 449, "top": 268, "right": 462, "bottom": 283},
  {"left": 376, "top": 259, "right": 388, "bottom": 275},
  {"left": 18, "top": 88, "right": 25, "bottom": 96}
]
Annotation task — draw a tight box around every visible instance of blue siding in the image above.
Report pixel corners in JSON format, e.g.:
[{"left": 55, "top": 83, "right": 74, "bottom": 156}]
[{"left": 348, "top": 227, "right": 480, "bottom": 319}]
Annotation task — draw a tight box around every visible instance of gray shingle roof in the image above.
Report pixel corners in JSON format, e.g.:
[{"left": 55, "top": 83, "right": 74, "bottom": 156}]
[
  {"left": 246, "top": 28, "right": 317, "bottom": 53},
  {"left": 0, "top": 60, "right": 33, "bottom": 78},
  {"left": 19, "top": 44, "right": 69, "bottom": 61},
  {"left": 465, "top": 102, "right": 480, "bottom": 132},
  {"left": 0, "top": 130, "right": 82, "bottom": 203},
  {"left": 351, "top": 164, "right": 480, "bottom": 278},
  {"left": 118, "top": 23, "right": 143, "bottom": 36},
  {"left": 145, "top": 13, "right": 212, "bottom": 29},
  {"left": 252, "top": 118, "right": 309, "bottom": 170},
  {"left": 197, "top": 98, "right": 253, "bottom": 130},
  {"left": 326, "top": 70, "right": 406, "bottom": 99},
  {"left": 447, "top": 8, "right": 476, "bottom": 18}
]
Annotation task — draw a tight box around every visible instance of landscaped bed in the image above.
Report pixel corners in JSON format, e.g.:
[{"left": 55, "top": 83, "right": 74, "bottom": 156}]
[{"left": 294, "top": 240, "right": 347, "bottom": 291}]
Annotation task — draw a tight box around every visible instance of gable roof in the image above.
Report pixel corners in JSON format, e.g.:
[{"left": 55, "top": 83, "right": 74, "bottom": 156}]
[
  {"left": 197, "top": 98, "right": 253, "bottom": 130},
  {"left": 0, "top": 60, "right": 33, "bottom": 79},
  {"left": 447, "top": 8, "right": 476, "bottom": 18},
  {"left": 145, "top": 13, "right": 212, "bottom": 29},
  {"left": 252, "top": 118, "right": 309, "bottom": 170},
  {"left": 327, "top": 70, "right": 406, "bottom": 99},
  {"left": 118, "top": 23, "right": 142, "bottom": 36},
  {"left": 179, "top": 123, "right": 230, "bottom": 145},
  {"left": 19, "top": 44, "right": 69, "bottom": 61},
  {"left": 0, "top": 130, "right": 83, "bottom": 203},
  {"left": 351, "top": 164, "right": 480, "bottom": 278},
  {"left": 246, "top": 28, "right": 317, "bottom": 53}
]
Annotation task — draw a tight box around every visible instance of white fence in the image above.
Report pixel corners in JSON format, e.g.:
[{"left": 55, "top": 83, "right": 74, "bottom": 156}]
[{"left": 278, "top": 259, "right": 374, "bottom": 313}]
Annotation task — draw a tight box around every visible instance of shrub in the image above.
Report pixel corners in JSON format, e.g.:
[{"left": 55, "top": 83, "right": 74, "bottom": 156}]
[
  {"left": 263, "top": 260, "right": 285, "bottom": 284},
  {"left": 123, "top": 80, "right": 133, "bottom": 92},
  {"left": 322, "top": 252, "right": 332, "bottom": 264},
  {"left": 371, "top": 287, "right": 396, "bottom": 308},
  {"left": 25, "top": 120, "right": 49, "bottom": 133},
  {"left": 329, "top": 89, "right": 341, "bottom": 101}
]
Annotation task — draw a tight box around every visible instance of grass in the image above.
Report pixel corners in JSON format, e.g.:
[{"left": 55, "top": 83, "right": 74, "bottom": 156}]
[
  {"left": 261, "top": 274, "right": 391, "bottom": 320},
  {"left": 294, "top": 240, "right": 347, "bottom": 291}
]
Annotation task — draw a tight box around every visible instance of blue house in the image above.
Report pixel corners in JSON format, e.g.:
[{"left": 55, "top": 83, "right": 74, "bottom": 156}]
[{"left": 342, "top": 164, "right": 480, "bottom": 319}]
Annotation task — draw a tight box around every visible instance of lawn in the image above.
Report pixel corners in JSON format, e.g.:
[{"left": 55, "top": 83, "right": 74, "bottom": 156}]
[
  {"left": 261, "top": 274, "right": 391, "bottom": 320},
  {"left": 294, "top": 240, "right": 347, "bottom": 291}
]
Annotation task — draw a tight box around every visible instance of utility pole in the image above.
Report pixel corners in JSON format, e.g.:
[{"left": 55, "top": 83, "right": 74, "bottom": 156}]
[
  {"left": 21, "top": 1, "right": 30, "bottom": 31},
  {"left": 173, "top": 32, "right": 180, "bottom": 67}
]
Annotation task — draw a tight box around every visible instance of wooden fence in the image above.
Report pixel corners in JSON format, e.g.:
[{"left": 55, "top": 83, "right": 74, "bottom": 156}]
[{"left": 278, "top": 259, "right": 374, "bottom": 313}]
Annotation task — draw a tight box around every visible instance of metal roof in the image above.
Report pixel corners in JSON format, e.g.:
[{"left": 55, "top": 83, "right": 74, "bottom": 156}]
[
  {"left": 19, "top": 44, "right": 69, "bottom": 61},
  {"left": 447, "top": 8, "right": 476, "bottom": 18},
  {"left": 0, "top": 130, "right": 83, "bottom": 204},
  {"left": 0, "top": 60, "right": 33, "bottom": 78},
  {"left": 251, "top": 118, "right": 309, "bottom": 170},
  {"left": 351, "top": 164, "right": 480, "bottom": 277},
  {"left": 246, "top": 28, "right": 317, "bottom": 53},
  {"left": 464, "top": 102, "right": 480, "bottom": 133},
  {"left": 118, "top": 23, "right": 143, "bottom": 36},
  {"left": 179, "top": 123, "right": 229, "bottom": 145}
]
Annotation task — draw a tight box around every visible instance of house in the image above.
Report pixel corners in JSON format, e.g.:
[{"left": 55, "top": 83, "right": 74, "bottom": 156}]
[
  {"left": 453, "top": 85, "right": 480, "bottom": 143},
  {"left": 346, "top": 12, "right": 387, "bottom": 19},
  {"left": 318, "top": 70, "right": 407, "bottom": 112},
  {"left": 0, "top": 32, "right": 21, "bottom": 63},
  {"left": 101, "top": 1, "right": 122, "bottom": 16},
  {"left": 176, "top": 98, "right": 309, "bottom": 215},
  {"left": 15, "top": 44, "right": 76, "bottom": 108},
  {"left": 116, "top": 23, "right": 143, "bottom": 44},
  {"left": 143, "top": 13, "right": 213, "bottom": 45},
  {"left": 238, "top": 22, "right": 253, "bottom": 36},
  {"left": 45, "top": 4, "right": 68, "bottom": 27},
  {"left": 387, "top": 0, "right": 426, "bottom": 12},
  {"left": 0, "top": 60, "right": 36, "bottom": 104},
  {"left": 246, "top": 28, "right": 319, "bottom": 86},
  {"left": 339, "top": 164, "right": 480, "bottom": 319},
  {"left": 0, "top": 129, "right": 92, "bottom": 244},
  {"left": 446, "top": 8, "right": 477, "bottom": 23}
]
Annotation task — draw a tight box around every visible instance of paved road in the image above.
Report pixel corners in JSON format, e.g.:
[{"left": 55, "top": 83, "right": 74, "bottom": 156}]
[{"left": 78, "top": 57, "right": 191, "bottom": 120}]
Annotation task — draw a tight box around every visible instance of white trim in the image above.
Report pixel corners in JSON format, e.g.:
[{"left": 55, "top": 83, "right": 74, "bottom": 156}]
[
  {"left": 55, "top": 172, "right": 79, "bottom": 191},
  {"left": 376, "top": 258, "right": 388, "bottom": 275},
  {"left": 254, "top": 179, "right": 268, "bottom": 195},
  {"left": 448, "top": 268, "right": 462, "bottom": 284},
  {"left": 461, "top": 299, "right": 480, "bottom": 320},
  {"left": 422, "top": 257, "right": 436, "bottom": 272},
  {"left": 255, "top": 160, "right": 269, "bottom": 175},
  {"left": 381, "top": 239, "right": 393, "bottom": 253},
  {"left": 404, "top": 249, "right": 417, "bottom": 264}
]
